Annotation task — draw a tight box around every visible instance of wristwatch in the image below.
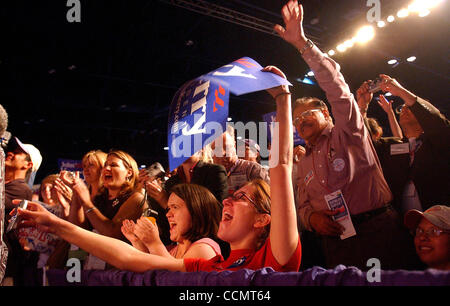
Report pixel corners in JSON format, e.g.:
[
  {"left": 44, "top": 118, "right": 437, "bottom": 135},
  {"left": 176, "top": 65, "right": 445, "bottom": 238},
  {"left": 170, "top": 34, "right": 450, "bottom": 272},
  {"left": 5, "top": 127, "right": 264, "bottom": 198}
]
[{"left": 299, "top": 39, "right": 314, "bottom": 55}]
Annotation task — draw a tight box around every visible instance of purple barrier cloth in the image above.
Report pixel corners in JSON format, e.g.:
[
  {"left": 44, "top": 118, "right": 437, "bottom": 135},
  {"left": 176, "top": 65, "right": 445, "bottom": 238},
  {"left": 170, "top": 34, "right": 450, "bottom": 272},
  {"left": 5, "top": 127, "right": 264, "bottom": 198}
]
[{"left": 45, "top": 265, "right": 450, "bottom": 286}]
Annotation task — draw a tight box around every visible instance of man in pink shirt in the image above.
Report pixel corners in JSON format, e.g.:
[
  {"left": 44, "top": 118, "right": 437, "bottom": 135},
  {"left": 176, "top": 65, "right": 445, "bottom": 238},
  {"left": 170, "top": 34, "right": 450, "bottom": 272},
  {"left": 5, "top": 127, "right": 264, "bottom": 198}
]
[{"left": 275, "top": 0, "right": 420, "bottom": 270}]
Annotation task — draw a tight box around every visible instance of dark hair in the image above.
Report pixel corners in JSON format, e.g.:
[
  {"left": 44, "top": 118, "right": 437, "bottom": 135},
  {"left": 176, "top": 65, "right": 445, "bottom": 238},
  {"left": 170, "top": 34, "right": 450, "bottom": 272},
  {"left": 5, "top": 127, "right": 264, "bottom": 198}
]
[
  {"left": 170, "top": 183, "right": 222, "bottom": 242},
  {"left": 293, "top": 97, "right": 328, "bottom": 113}
]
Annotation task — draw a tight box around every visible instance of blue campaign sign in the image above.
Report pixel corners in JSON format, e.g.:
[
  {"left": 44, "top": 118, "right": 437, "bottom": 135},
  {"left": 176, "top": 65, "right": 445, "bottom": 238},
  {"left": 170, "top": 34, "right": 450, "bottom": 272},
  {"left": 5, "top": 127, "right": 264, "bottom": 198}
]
[
  {"left": 168, "top": 78, "right": 229, "bottom": 171},
  {"left": 168, "top": 57, "right": 292, "bottom": 171},
  {"left": 204, "top": 57, "right": 292, "bottom": 96},
  {"left": 262, "top": 111, "right": 305, "bottom": 146}
]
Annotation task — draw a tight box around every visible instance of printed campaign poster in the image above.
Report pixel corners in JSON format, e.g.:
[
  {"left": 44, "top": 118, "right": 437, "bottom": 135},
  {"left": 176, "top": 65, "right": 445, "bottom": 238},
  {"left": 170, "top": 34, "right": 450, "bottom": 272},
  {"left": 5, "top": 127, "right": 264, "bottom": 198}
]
[
  {"left": 167, "top": 57, "right": 292, "bottom": 171},
  {"left": 58, "top": 158, "right": 83, "bottom": 178}
]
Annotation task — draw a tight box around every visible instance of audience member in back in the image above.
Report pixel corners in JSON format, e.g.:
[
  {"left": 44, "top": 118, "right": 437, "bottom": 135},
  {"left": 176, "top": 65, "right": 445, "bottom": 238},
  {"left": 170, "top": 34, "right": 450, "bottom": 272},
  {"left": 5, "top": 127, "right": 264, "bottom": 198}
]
[
  {"left": 15, "top": 63, "right": 301, "bottom": 273},
  {"left": 211, "top": 126, "right": 270, "bottom": 195},
  {"left": 61, "top": 150, "right": 147, "bottom": 240},
  {"left": 277, "top": 0, "right": 420, "bottom": 270},
  {"left": 3, "top": 136, "right": 42, "bottom": 285},
  {"left": 121, "top": 184, "right": 222, "bottom": 260},
  {"left": 404, "top": 205, "right": 450, "bottom": 270},
  {"left": 237, "top": 139, "right": 261, "bottom": 164},
  {"left": 356, "top": 82, "right": 409, "bottom": 213},
  {"left": 378, "top": 74, "right": 450, "bottom": 213}
]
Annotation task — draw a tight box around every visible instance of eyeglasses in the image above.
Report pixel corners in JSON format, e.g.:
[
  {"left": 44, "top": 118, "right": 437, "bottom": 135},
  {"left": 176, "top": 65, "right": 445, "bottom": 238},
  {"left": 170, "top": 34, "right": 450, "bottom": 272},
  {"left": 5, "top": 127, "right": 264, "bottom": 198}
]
[
  {"left": 228, "top": 191, "right": 270, "bottom": 214},
  {"left": 415, "top": 227, "right": 450, "bottom": 238},
  {"left": 293, "top": 109, "right": 321, "bottom": 125}
]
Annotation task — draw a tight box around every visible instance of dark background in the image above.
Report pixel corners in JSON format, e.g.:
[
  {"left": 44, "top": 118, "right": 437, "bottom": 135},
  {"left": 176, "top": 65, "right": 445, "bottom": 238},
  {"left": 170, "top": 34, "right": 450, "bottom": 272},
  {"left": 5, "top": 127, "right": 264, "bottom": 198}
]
[{"left": 1, "top": 0, "right": 449, "bottom": 183}]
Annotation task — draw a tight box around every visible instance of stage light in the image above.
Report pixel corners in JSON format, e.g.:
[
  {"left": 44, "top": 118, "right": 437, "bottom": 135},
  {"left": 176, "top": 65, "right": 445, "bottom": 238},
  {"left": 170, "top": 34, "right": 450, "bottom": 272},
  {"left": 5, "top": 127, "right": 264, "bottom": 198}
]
[
  {"left": 407, "top": 56, "right": 417, "bottom": 62},
  {"left": 163, "top": 147, "right": 169, "bottom": 151},
  {"left": 227, "top": 117, "right": 233, "bottom": 122},
  {"left": 336, "top": 44, "right": 347, "bottom": 52},
  {"left": 388, "top": 59, "right": 398, "bottom": 65},
  {"left": 344, "top": 39, "right": 354, "bottom": 48},
  {"left": 397, "top": 8, "right": 409, "bottom": 18},
  {"left": 354, "top": 26, "right": 375, "bottom": 44},
  {"left": 328, "top": 50, "right": 335, "bottom": 56},
  {"left": 409, "top": 0, "right": 443, "bottom": 12},
  {"left": 418, "top": 9, "right": 431, "bottom": 17},
  {"left": 377, "top": 21, "right": 386, "bottom": 28},
  {"left": 387, "top": 15, "right": 395, "bottom": 22}
]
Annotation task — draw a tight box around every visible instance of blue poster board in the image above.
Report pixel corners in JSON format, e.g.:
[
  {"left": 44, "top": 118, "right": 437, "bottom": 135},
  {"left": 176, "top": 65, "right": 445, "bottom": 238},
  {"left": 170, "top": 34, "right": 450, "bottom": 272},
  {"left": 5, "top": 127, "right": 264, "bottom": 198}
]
[{"left": 168, "top": 57, "right": 292, "bottom": 171}]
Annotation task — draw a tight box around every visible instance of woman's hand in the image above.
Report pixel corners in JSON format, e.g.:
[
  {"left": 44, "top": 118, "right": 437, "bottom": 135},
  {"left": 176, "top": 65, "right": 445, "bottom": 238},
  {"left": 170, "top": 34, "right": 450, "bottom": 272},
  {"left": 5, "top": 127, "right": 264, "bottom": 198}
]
[
  {"left": 262, "top": 66, "right": 290, "bottom": 99},
  {"left": 14, "top": 200, "right": 60, "bottom": 234},
  {"left": 134, "top": 216, "right": 161, "bottom": 248},
  {"left": 121, "top": 219, "right": 140, "bottom": 244},
  {"left": 145, "top": 180, "right": 169, "bottom": 208}
]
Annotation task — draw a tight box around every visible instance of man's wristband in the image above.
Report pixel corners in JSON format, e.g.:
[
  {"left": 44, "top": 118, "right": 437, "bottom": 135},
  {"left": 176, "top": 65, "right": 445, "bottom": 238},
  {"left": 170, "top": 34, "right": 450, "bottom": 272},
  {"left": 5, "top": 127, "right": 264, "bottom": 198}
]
[{"left": 299, "top": 39, "right": 314, "bottom": 55}]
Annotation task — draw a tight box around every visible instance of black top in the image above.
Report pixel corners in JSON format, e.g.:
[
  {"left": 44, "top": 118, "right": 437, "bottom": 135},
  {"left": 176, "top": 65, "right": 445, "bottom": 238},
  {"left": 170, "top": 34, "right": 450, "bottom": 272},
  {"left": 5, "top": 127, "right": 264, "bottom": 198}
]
[
  {"left": 5, "top": 179, "right": 32, "bottom": 215},
  {"left": 164, "top": 161, "right": 228, "bottom": 204}
]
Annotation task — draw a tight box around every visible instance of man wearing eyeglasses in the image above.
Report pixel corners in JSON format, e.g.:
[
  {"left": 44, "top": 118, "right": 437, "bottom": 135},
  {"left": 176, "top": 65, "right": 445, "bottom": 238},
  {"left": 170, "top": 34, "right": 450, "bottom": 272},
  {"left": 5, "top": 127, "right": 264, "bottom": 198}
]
[{"left": 275, "top": 0, "right": 419, "bottom": 270}]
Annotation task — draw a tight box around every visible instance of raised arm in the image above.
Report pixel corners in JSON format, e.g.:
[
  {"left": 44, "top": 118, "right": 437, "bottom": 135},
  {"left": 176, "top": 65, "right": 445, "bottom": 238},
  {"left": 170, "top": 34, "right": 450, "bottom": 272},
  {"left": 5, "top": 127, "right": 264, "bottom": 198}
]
[
  {"left": 263, "top": 66, "right": 299, "bottom": 266},
  {"left": 377, "top": 94, "right": 403, "bottom": 138},
  {"left": 275, "top": 0, "right": 364, "bottom": 134},
  {"left": 16, "top": 200, "right": 185, "bottom": 272}
]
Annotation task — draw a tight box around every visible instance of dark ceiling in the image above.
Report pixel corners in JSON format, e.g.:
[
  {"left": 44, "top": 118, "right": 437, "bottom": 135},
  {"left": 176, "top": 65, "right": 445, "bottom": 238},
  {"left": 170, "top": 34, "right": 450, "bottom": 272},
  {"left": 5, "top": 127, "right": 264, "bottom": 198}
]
[{"left": 1, "top": 0, "right": 449, "bottom": 182}]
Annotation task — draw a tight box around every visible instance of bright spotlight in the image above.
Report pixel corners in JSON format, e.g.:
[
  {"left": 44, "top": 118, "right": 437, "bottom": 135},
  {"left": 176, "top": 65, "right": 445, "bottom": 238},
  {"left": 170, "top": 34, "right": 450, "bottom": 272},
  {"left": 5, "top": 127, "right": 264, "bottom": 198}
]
[
  {"left": 377, "top": 20, "right": 386, "bottom": 28},
  {"left": 407, "top": 56, "right": 417, "bottom": 62},
  {"left": 418, "top": 9, "right": 431, "bottom": 17},
  {"left": 388, "top": 59, "right": 398, "bottom": 65},
  {"left": 344, "top": 39, "right": 354, "bottom": 48},
  {"left": 409, "top": 0, "right": 443, "bottom": 12},
  {"left": 336, "top": 44, "right": 347, "bottom": 52},
  {"left": 387, "top": 15, "right": 395, "bottom": 22},
  {"left": 328, "top": 50, "right": 336, "bottom": 56},
  {"left": 354, "top": 26, "right": 375, "bottom": 44},
  {"left": 397, "top": 8, "right": 409, "bottom": 18}
]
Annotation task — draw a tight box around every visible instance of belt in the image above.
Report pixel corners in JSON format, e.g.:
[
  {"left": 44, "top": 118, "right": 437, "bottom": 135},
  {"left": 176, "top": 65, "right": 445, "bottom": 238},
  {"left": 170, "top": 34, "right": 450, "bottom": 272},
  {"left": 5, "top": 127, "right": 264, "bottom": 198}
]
[{"left": 351, "top": 204, "right": 392, "bottom": 225}]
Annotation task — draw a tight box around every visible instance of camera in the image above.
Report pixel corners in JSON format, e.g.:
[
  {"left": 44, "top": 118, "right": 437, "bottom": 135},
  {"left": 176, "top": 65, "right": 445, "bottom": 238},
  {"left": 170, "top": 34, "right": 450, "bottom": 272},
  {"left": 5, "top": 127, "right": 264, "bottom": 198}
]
[
  {"left": 145, "top": 162, "right": 166, "bottom": 180},
  {"left": 368, "top": 78, "right": 383, "bottom": 93},
  {"left": 6, "top": 200, "right": 28, "bottom": 233}
]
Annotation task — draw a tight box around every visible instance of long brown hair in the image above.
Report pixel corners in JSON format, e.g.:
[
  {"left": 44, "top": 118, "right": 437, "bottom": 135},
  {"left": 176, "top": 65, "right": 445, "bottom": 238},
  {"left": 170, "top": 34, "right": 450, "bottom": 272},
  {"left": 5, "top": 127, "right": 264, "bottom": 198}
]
[
  {"left": 99, "top": 150, "right": 140, "bottom": 198},
  {"left": 170, "top": 183, "right": 221, "bottom": 242}
]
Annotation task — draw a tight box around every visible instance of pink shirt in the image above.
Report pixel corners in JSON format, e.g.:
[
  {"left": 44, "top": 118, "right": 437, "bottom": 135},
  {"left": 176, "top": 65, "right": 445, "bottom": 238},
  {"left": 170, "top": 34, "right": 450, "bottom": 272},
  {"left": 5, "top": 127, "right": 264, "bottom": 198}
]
[
  {"left": 168, "top": 238, "right": 221, "bottom": 258},
  {"left": 296, "top": 45, "right": 392, "bottom": 231}
]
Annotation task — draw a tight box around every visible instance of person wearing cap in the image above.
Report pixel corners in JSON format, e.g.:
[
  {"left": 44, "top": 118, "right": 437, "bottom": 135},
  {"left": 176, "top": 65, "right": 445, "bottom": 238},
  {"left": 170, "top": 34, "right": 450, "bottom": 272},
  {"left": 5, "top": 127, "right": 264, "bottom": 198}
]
[
  {"left": 404, "top": 205, "right": 450, "bottom": 270},
  {"left": 3, "top": 136, "right": 42, "bottom": 285}
]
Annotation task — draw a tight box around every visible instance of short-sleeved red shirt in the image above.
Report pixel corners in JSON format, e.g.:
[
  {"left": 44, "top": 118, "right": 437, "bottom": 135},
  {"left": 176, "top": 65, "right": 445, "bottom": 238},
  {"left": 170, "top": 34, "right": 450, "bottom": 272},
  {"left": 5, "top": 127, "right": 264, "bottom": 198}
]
[{"left": 184, "top": 237, "right": 301, "bottom": 272}]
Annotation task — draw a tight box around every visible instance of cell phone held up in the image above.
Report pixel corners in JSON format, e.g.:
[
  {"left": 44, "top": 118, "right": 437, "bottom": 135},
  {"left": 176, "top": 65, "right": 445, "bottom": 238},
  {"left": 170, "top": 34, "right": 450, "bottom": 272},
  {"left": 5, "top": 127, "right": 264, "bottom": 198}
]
[
  {"left": 145, "top": 162, "right": 166, "bottom": 181},
  {"left": 7, "top": 200, "right": 28, "bottom": 233}
]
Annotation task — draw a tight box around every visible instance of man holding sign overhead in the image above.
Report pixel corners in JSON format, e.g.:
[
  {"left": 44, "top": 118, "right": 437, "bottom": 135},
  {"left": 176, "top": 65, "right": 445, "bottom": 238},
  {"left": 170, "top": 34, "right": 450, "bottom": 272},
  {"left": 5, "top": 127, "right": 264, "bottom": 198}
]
[{"left": 275, "top": 0, "right": 420, "bottom": 270}]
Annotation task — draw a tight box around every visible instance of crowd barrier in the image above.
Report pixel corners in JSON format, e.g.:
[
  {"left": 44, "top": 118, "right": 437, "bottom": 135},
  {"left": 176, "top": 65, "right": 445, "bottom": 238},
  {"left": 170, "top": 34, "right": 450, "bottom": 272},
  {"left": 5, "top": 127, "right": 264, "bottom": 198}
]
[{"left": 44, "top": 265, "right": 450, "bottom": 286}]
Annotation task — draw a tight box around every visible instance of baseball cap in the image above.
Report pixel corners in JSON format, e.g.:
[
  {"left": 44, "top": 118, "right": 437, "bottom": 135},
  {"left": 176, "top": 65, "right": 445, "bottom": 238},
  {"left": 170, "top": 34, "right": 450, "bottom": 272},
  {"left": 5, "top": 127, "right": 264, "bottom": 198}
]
[
  {"left": 404, "top": 205, "right": 450, "bottom": 231},
  {"left": 14, "top": 137, "right": 42, "bottom": 186}
]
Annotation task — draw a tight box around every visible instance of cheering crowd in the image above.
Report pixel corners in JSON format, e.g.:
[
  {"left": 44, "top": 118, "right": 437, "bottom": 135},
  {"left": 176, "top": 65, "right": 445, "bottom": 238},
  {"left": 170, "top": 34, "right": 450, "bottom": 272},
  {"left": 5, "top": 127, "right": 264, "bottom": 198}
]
[{"left": 0, "top": 0, "right": 449, "bottom": 286}]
